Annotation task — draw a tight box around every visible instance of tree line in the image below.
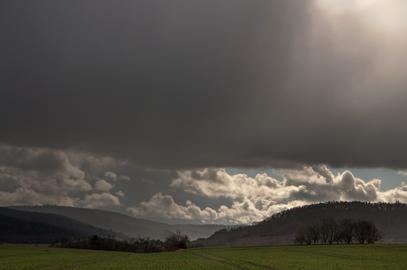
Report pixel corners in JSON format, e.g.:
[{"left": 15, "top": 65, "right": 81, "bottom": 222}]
[
  {"left": 294, "top": 218, "right": 382, "bottom": 245},
  {"left": 54, "top": 232, "right": 189, "bottom": 253}
]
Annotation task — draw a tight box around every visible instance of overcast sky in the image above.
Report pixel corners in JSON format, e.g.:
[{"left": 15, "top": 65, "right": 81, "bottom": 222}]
[{"left": 1, "top": 0, "right": 407, "bottom": 224}]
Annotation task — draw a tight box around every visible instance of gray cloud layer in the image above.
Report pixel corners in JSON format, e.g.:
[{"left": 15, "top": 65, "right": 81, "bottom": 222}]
[
  {"left": 0, "top": 144, "right": 125, "bottom": 209},
  {"left": 2, "top": 0, "right": 407, "bottom": 169},
  {"left": 1, "top": 144, "right": 406, "bottom": 224}
]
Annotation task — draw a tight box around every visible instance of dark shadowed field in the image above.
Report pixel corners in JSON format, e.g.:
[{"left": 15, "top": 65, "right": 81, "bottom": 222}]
[{"left": 1, "top": 244, "right": 407, "bottom": 270}]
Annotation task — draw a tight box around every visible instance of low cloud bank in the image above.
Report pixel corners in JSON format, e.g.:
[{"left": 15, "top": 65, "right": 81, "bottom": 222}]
[{"left": 129, "top": 167, "right": 407, "bottom": 224}]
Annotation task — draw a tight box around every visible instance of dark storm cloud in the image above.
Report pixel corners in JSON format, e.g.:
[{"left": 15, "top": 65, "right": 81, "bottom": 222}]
[{"left": 1, "top": 0, "right": 407, "bottom": 169}]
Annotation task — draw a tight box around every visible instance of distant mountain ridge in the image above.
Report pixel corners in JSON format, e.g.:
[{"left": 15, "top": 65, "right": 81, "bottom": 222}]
[
  {"left": 203, "top": 202, "right": 407, "bottom": 246},
  {"left": 12, "top": 205, "right": 227, "bottom": 240},
  {"left": 0, "top": 207, "right": 120, "bottom": 243},
  {"left": 0, "top": 214, "right": 76, "bottom": 243}
]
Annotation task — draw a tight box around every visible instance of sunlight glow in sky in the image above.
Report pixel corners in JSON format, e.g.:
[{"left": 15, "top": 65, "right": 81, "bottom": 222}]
[{"left": 316, "top": 0, "right": 407, "bottom": 34}]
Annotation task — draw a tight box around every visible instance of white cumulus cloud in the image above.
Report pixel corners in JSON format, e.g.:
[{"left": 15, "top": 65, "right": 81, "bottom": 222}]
[{"left": 129, "top": 166, "right": 407, "bottom": 224}]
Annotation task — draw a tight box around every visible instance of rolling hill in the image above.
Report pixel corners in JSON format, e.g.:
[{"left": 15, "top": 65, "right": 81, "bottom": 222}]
[
  {"left": 0, "top": 208, "right": 120, "bottom": 243},
  {"left": 12, "top": 205, "right": 227, "bottom": 240},
  {"left": 203, "top": 202, "right": 407, "bottom": 246}
]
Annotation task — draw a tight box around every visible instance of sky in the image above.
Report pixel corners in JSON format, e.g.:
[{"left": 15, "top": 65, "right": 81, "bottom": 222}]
[{"left": 1, "top": 0, "right": 407, "bottom": 225}]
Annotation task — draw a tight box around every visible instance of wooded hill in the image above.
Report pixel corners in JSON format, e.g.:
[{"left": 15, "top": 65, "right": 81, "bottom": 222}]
[{"left": 202, "top": 202, "right": 407, "bottom": 246}]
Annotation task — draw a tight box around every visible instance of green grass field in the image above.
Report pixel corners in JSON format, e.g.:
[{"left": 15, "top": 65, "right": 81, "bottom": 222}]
[{"left": 1, "top": 244, "right": 406, "bottom": 270}]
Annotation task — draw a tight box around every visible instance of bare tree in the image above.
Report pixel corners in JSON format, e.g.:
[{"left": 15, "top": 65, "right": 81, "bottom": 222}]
[
  {"left": 306, "top": 223, "right": 320, "bottom": 245},
  {"left": 294, "top": 228, "right": 307, "bottom": 245},
  {"left": 339, "top": 219, "right": 354, "bottom": 244},
  {"left": 294, "top": 218, "right": 382, "bottom": 245},
  {"left": 352, "top": 221, "right": 381, "bottom": 244},
  {"left": 320, "top": 218, "right": 337, "bottom": 245}
]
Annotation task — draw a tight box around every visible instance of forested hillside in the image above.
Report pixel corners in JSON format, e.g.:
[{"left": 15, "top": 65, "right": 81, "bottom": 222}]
[{"left": 204, "top": 202, "right": 407, "bottom": 246}]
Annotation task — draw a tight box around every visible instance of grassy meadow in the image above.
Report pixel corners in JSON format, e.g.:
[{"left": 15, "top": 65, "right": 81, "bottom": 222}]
[{"left": 1, "top": 244, "right": 406, "bottom": 270}]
